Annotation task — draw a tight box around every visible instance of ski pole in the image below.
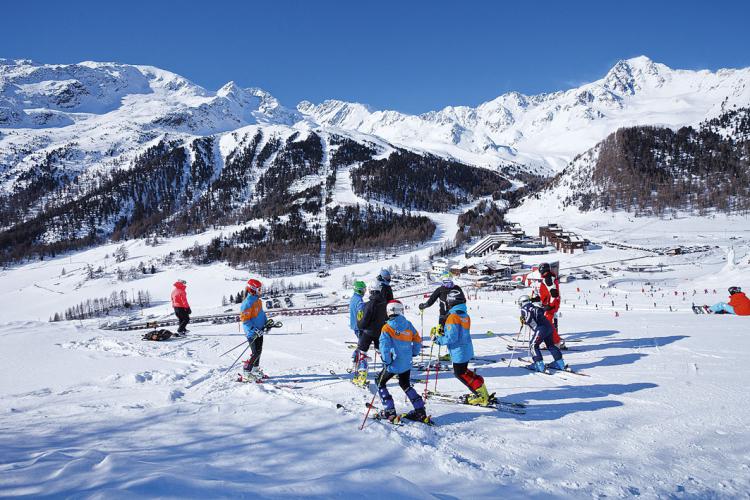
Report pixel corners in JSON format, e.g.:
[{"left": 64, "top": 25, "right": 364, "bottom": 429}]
[
  {"left": 419, "top": 309, "right": 425, "bottom": 365},
  {"left": 360, "top": 391, "right": 378, "bottom": 431},
  {"left": 422, "top": 339, "right": 435, "bottom": 400},
  {"left": 507, "top": 324, "right": 524, "bottom": 368},
  {"left": 220, "top": 339, "right": 247, "bottom": 357},
  {"left": 434, "top": 344, "right": 441, "bottom": 393},
  {"left": 224, "top": 340, "right": 250, "bottom": 375}
]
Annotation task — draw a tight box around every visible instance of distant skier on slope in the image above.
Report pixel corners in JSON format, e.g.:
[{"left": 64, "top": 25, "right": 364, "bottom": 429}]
[
  {"left": 348, "top": 280, "right": 367, "bottom": 371},
  {"left": 518, "top": 295, "right": 567, "bottom": 373},
  {"left": 419, "top": 272, "right": 466, "bottom": 328},
  {"left": 354, "top": 280, "right": 388, "bottom": 386},
  {"left": 240, "top": 279, "right": 270, "bottom": 381},
  {"left": 377, "top": 268, "right": 394, "bottom": 302},
  {"left": 375, "top": 300, "right": 429, "bottom": 423},
  {"left": 532, "top": 262, "right": 565, "bottom": 349},
  {"left": 709, "top": 287, "right": 750, "bottom": 315},
  {"left": 171, "top": 279, "right": 191, "bottom": 336},
  {"left": 431, "top": 289, "right": 492, "bottom": 406}
]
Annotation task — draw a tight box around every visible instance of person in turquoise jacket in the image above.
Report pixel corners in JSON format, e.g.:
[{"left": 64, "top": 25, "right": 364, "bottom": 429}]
[
  {"left": 432, "top": 290, "right": 492, "bottom": 406},
  {"left": 240, "top": 279, "right": 268, "bottom": 380},
  {"left": 375, "top": 300, "right": 428, "bottom": 423},
  {"left": 348, "top": 280, "right": 367, "bottom": 371}
]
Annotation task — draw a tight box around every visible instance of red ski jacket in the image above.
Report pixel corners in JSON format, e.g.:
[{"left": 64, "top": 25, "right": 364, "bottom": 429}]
[
  {"left": 171, "top": 282, "right": 190, "bottom": 308},
  {"left": 729, "top": 292, "right": 750, "bottom": 316},
  {"left": 539, "top": 273, "right": 560, "bottom": 314}
]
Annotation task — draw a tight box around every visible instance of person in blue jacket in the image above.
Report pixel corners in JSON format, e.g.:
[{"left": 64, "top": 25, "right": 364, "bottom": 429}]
[
  {"left": 518, "top": 295, "right": 566, "bottom": 373},
  {"left": 376, "top": 300, "right": 428, "bottom": 423},
  {"left": 348, "top": 280, "right": 367, "bottom": 372},
  {"left": 432, "top": 289, "right": 491, "bottom": 406},
  {"left": 240, "top": 278, "right": 269, "bottom": 380}
]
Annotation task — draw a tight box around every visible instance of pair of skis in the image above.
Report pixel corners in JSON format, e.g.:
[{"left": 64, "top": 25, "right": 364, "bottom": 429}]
[
  {"left": 425, "top": 390, "right": 527, "bottom": 415},
  {"left": 508, "top": 357, "right": 588, "bottom": 377}
]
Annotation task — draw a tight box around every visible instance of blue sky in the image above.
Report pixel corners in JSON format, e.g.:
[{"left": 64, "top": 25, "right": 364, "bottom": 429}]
[{"left": 3, "top": 0, "right": 749, "bottom": 113}]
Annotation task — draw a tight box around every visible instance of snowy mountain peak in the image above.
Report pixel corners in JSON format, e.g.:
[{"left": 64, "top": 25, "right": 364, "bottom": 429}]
[
  {"left": 297, "top": 99, "right": 374, "bottom": 129},
  {"left": 602, "top": 55, "right": 670, "bottom": 94}
]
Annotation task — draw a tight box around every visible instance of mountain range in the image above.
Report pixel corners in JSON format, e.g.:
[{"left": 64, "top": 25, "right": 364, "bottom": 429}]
[{"left": 1, "top": 56, "right": 749, "bottom": 266}]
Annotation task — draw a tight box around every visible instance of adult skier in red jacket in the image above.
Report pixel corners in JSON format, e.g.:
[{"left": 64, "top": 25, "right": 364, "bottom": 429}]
[
  {"left": 534, "top": 263, "right": 564, "bottom": 348},
  {"left": 171, "top": 279, "right": 191, "bottom": 334}
]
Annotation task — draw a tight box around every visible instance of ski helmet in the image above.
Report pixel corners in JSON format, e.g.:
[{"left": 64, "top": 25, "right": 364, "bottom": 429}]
[
  {"left": 539, "top": 262, "right": 551, "bottom": 276},
  {"left": 246, "top": 279, "right": 262, "bottom": 295},
  {"left": 446, "top": 288, "right": 466, "bottom": 309},
  {"left": 517, "top": 295, "right": 531, "bottom": 307},
  {"left": 369, "top": 280, "right": 383, "bottom": 295},
  {"left": 353, "top": 280, "right": 367, "bottom": 295},
  {"left": 378, "top": 269, "right": 392, "bottom": 284},
  {"left": 729, "top": 286, "right": 742, "bottom": 295},
  {"left": 386, "top": 300, "right": 405, "bottom": 318},
  {"left": 440, "top": 272, "right": 454, "bottom": 288}
]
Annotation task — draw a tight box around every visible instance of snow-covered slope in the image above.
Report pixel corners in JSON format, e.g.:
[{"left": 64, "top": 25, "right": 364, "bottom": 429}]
[
  {"left": 299, "top": 56, "right": 750, "bottom": 172},
  {"left": 1, "top": 214, "right": 749, "bottom": 498}
]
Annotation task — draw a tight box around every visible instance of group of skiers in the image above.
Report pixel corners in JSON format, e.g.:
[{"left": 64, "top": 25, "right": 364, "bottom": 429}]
[
  {"left": 344, "top": 265, "right": 567, "bottom": 423},
  {"left": 171, "top": 263, "right": 750, "bottom": 425},
  {"left": 168, "top": 263, "right": 570, "bottom": 423}
]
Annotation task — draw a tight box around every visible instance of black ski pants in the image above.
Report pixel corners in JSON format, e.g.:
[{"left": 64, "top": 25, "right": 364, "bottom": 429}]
[{"left": 174, "top": 307, "right": 190, "bottom": 333}]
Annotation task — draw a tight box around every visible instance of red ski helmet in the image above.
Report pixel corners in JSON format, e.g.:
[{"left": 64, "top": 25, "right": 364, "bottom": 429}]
[{"left": 246, "top": 279, "right": 262, "bottom": 295}]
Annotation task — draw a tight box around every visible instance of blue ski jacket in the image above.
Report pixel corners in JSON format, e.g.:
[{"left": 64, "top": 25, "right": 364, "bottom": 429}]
[
  {"left": 435, "top": 303, "right": 474, "bottom": 363},
  {"left": 520, "top": 302, "right": 553, "bottom": 337},
  {"left": 379, "top": 315, "right": 422, "bottom": 374},
  {"left": 349, "top": 293, "right": 365, "bottom": 333},
  {"left": 240, "top": 294, "right": 267, "bottom": 339}
]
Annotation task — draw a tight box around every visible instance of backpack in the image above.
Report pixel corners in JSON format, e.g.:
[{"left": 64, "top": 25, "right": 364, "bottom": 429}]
[{"left": 142, "top": 329, "right": 173, "bottom": 341}]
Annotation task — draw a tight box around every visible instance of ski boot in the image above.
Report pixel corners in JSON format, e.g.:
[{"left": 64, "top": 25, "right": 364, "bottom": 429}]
[
  {"left": 552, "top": 359, "right": 566, "bottom": 371},
  {"left": 527, "top": 360, "right": 546, "bottom": 373},
  {"left": 352, "top": 370, "right": 368, "bottom": 388},
  {"left": 465, "top": 384, "right": 492, "bottom": 407},
  {"left": 377, "top": 408, "right": 400, "bottom": 424},
  {"left": 402, "top": 407, "right": 433, "bottom": 425}
]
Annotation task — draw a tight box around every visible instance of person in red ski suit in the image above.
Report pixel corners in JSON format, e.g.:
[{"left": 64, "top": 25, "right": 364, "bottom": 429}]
[
  {"left": 171, "top": 279, "right": 191, "bottom": 334},
  {"left": 533, "top": 263, "right": 563, "bottom": 347}
]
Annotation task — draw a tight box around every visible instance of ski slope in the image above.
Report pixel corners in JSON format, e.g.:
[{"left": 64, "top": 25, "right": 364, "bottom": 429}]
[{"left": 2, "top": 209, "right": 750, "bottom": 498}]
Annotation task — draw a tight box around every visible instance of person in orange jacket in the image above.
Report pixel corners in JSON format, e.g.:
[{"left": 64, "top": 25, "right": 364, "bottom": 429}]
[
  {"left": 710, "top": 287, "right": 750, "bottom": 315},
  {"left": 171, "top": 279, "right": 191, "bottom": 334}
]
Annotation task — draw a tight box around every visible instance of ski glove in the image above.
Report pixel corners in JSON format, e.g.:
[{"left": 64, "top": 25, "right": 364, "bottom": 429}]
[
  {"left": 186, "top": 308, "right": 192, "bottom": 315},
  {"left": 418, "top": 303, "right": 427, "bottom": 310},
  {"left": 429, "top": 325, "right": 443, "bottom": 340}
]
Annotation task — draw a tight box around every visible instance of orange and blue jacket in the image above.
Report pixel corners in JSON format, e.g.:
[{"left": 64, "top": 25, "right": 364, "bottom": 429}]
[
  {"left": 435, "top": 303, "right": 474, "bottom": 363},
  {"left": 240, "top": 294, "right": 267, "bottom": 338},
  {"left": 379, "top": 315, "right": 422, "bottom": 373}
]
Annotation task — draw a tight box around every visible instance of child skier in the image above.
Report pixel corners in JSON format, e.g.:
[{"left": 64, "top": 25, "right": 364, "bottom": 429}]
[
  {"left": 518, "top": 295, "right": 567, "bottom": 372},
  {"left": 376, "top": 300, "right": 429, "bottom": 423},
  {"left": 354, "top": 280, "right": 388, "bottom": 386},
  {"left": 377, "top": 269, "right": 394, "bottom": 302},
  {"left": 240, "top": 279, "right": 269, "bottom": 381},
  {"left": 348, "top": 280, "right": 367, "bottom": 371},
  {"left": 431, "top": 289, "right": 491, "bottom": 406},
  {"left": 535, "top": 262, "right": 564, "bottom": 349}
]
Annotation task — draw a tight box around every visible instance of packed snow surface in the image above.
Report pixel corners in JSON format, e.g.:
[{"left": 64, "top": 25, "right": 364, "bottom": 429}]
[{"left": 2, "top": 211, "right": 750, "bottom": 498}]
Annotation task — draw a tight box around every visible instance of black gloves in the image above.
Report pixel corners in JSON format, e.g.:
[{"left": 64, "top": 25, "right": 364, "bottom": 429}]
[{"left": 418, "top": 303, "right": 427, "bottom": 310}]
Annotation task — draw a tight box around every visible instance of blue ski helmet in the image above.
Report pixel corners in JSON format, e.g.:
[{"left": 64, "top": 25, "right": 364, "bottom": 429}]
[{"left": 378, "top": 269, "right": 391, "bottom": 284}]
